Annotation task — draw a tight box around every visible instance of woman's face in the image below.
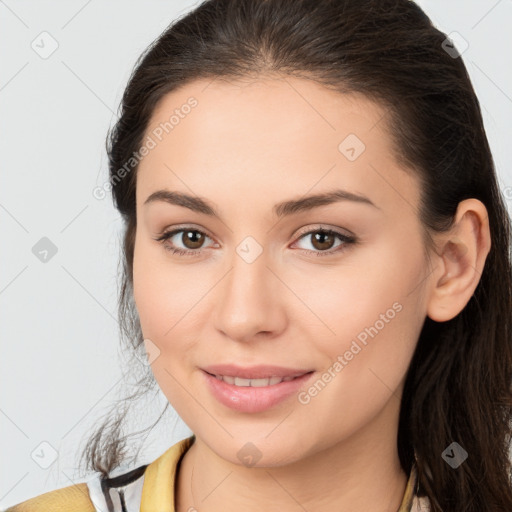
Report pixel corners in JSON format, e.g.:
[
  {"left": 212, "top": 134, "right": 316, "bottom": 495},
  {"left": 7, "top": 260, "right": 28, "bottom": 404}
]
[{"left": 133, "top": 75, "right": 432, "bottom": 466}]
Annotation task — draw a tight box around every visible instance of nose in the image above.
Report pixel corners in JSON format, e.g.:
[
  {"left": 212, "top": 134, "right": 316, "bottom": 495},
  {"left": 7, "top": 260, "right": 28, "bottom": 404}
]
[{"left": 212, "top": 248, "right": 286, "bottom": 343}]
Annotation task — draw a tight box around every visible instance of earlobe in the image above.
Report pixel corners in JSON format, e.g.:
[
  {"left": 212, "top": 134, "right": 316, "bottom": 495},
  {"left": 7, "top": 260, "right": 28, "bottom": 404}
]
[{"left": 426, "top": 199, "right": 492, "bottom": 323}]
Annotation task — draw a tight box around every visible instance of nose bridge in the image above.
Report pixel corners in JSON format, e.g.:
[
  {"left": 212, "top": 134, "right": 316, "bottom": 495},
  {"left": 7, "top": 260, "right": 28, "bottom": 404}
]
[{"left": 213, "top": 240, "right": 283, "bottom": 341}]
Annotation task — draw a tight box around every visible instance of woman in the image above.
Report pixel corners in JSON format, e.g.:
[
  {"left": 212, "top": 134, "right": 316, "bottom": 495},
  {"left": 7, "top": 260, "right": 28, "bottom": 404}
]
[{"left": 6, "top": 0, "right": 512, "bottom": 511}]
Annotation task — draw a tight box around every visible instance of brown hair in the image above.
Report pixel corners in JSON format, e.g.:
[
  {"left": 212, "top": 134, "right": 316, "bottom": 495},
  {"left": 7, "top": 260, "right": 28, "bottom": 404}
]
[{"left": 78, "top": 1, "right": 512, "bottom": 509}]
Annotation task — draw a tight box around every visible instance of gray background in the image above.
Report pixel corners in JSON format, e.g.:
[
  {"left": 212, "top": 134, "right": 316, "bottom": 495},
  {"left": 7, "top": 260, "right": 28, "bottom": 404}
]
[{"left": 1, "top": 0, "right": 511, "bottom": 508}]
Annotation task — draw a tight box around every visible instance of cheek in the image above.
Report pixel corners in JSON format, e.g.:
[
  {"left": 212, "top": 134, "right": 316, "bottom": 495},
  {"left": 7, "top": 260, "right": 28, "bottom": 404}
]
[
  {"left": 294, "top": 297, "right": 423, "bottom": 445},
  {"left": 294, "top": 242, "right": 426, "bottom": 405},
  {"left": 133, "top": 235, "right": 184, "bottom": 330},
  {"left": 314, "top": 267, "right": 425, "bottom": 424},
  {"left": 132, "top": 236, "right": 180, "bottom": 350},
  {"left": 132, "top": 237, "right": 211, "bottom": 363},
  {"left": 287, "top": 242, "right": 423, "bottom": 349},
  {"left": 132, "top": 241, "right": 198, "bottom": 406}
]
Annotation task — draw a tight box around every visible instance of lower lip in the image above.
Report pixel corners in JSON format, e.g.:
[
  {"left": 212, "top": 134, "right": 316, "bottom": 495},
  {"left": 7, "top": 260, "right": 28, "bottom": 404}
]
[{"left": 201, "top": 370, "right": 315, "bottom": 413}]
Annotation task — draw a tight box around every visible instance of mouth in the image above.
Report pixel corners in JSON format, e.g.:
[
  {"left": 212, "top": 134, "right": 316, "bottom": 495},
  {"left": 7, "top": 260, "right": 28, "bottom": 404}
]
[
  {"left": 201, "top": 369, "right": 316, "bottom": 413},
  {"left": 204, "top": 371, "right": 314, "bottom": 387}
]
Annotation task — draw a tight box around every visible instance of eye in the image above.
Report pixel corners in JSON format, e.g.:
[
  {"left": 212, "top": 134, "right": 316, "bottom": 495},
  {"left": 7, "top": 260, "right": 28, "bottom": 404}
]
[
  {"left": 154, "top": 227, "right": 216, "bottom": 257},
  {"left": 153, "top": 225, "right": 357, "bottom": 258},
  {"left": 292, "top": 226, "right": 357, "bottom": 257}
]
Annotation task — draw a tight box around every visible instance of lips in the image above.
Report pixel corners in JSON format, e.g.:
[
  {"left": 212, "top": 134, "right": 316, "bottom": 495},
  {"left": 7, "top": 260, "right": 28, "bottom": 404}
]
[
  {"left": 201, "top": 363, "right": 313, "bottom": 380},
  {"left": 201, "top": 369, "right": 316, "bottom": 413}
]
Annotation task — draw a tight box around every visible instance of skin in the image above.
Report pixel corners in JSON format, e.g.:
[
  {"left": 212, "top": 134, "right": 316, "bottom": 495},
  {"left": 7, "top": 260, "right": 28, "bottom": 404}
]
[{"left": 132, "top": 75, "right": 491, "bottom": 512}]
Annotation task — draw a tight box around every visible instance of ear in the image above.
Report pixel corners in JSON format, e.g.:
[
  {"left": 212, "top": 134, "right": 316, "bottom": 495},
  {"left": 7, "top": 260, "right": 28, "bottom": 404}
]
[{"left": 426, "top": 198, "right": 492, "bottom": 322}]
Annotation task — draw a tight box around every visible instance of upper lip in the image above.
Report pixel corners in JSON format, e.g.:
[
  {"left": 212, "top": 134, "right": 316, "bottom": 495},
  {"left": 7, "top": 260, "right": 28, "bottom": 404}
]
[{"left": 201, "top": 364, "right": 314, "bottom": 379}]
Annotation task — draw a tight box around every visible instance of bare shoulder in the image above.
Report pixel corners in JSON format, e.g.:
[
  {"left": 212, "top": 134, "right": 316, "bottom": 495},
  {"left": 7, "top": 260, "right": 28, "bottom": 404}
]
[{"left": 3, "top": 482, "right": 95, "bottom": 512}]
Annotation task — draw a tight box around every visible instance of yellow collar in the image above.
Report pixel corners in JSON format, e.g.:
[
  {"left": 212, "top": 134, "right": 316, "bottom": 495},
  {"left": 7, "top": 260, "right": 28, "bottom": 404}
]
[{"left": 140, "top": 435, "right": 196, "bottom": 511}]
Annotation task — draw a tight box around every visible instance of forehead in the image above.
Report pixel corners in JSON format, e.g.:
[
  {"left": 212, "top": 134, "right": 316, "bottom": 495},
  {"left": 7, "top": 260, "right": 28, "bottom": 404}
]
[{"left": 136, "top": 75, "right": 420, "bottom": 217}]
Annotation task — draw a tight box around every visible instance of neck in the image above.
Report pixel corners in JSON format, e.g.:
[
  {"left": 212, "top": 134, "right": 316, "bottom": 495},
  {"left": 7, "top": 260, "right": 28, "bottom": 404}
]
[{"left": 175, "top": 398, "right": 408, "bottom": 512}]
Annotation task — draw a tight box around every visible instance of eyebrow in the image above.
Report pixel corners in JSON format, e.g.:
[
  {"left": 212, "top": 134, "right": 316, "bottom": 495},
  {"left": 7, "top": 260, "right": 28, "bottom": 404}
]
[{"left": 143, "top": 188, "right": 379, "bottom": 219}]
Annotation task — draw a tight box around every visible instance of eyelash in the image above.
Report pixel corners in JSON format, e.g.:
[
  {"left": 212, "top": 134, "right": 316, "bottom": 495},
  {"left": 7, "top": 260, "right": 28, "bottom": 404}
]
[{"left": 153, "top": 225, "right": 357, "bottom": 258}]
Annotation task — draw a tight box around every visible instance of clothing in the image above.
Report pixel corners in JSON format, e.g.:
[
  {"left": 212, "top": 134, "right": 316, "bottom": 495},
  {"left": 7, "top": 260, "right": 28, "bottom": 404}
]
[{"left": 3, "top": 435, "right": 430, "bottom": 511}]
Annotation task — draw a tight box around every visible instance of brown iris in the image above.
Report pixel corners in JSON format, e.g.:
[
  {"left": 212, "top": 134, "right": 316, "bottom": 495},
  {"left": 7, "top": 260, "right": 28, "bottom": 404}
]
[
  {"left": 310, "top": 231, "right": 336, "bottom": 251},
  {"left": 181, "top": 230, "right": 205, "bottom": 249}
]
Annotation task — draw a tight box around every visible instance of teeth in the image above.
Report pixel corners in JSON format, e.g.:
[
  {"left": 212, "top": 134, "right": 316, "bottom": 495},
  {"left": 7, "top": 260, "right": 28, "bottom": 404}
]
[
  {"left": 235, "top": 377, "right": 254, "bottom": 386},
  {"left": 215, "top": 375, "right": 298, "bottom": 386}
]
